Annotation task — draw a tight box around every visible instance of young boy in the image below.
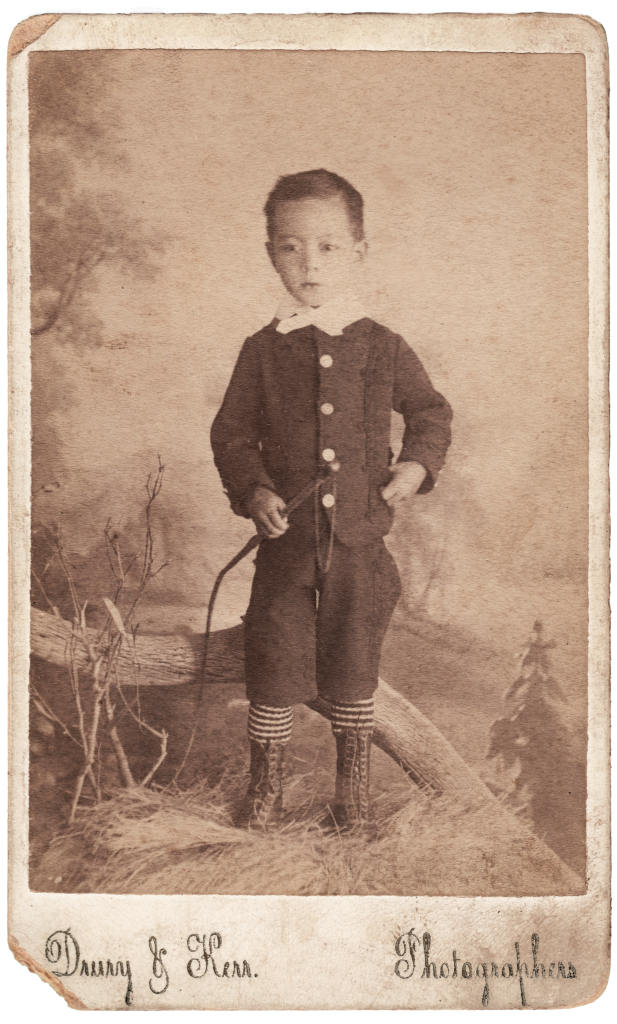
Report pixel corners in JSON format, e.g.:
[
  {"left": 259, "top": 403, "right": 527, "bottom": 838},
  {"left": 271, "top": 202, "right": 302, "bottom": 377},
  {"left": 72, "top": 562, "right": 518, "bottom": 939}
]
[{"left": 211, "top": 169, "right": 452, "bottom": 833}]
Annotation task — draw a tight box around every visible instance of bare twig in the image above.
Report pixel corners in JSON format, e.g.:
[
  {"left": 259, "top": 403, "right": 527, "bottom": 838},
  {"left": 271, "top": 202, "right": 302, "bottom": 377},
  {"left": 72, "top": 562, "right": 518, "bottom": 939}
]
[
  {"left": 114, "top": 678, "right": 156, "bottom": 738},
  {"left": 114, "top": 670, "right": 169, "bottom": 786},
  {"left": 31, "top": 568, "right": 61, "bottom": 617},
  {"left": 86, "top": 621, "right": 136, "bottom": 790},
  {"left": 149, "top": 561, "right": 169, "bottom": 578},
  {"left": 67, "top": 629, "right": 100, "bottom": 802},
  {"left": 103, "top": 686, "right": 135, "bottom": 788},
  {"left": 103, "top": 519, "right": 121, "bottom": 581},
  {"left": 69, "top": 656, "right": 104, "bottom": 823},
  {"left": 140, "top": 731, "right": 168, "bottom": 788},
  {"left": 31, "top": 686, "right": 81, "bottom": 747},
  {"left": 53, "top": 534, "right": 82, "bottom": 622}
]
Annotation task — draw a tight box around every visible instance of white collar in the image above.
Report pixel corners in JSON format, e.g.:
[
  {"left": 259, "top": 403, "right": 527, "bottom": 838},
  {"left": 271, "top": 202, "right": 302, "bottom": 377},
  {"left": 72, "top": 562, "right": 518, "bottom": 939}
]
[{"left": 274, "top": 294, "right": 366, "bottom": 337}]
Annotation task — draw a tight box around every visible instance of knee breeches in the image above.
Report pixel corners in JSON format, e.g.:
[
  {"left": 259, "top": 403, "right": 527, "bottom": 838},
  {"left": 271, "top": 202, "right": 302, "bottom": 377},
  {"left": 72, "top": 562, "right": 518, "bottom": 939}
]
[{"left": 244, "top": 539, "right": 401, "bottom": 706}]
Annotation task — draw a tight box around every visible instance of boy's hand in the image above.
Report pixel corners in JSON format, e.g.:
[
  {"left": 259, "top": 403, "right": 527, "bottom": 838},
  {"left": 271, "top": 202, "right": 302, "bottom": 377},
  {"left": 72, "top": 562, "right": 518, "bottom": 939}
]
[
  {"left": 247, "top": 486, "right": 289, "bottom": 539},
  {"left": 381, "top": 462, "right": 427, "bottom": 505}
]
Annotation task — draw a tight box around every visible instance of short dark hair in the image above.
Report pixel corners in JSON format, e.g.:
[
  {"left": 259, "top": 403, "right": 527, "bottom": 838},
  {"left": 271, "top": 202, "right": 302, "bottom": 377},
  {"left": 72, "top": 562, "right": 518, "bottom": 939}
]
[{"left": 264, "top": 169, "right": 364, "bottom": 241}]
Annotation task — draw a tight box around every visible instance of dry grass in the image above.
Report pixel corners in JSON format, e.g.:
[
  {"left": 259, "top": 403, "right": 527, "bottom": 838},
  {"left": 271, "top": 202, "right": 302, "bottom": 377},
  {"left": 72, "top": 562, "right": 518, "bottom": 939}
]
[
  {"left": 32, "top": 755, "right": 584, "bottom": 897},
  {"left": 38, "top": 765, "right": 411, "bottom": 895}
]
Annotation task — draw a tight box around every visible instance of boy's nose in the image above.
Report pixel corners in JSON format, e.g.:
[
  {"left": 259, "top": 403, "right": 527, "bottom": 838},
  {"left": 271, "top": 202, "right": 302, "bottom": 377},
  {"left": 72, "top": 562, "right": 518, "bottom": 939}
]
[{"left": 302, "top": 249, "right": 320, "bottom": 273}]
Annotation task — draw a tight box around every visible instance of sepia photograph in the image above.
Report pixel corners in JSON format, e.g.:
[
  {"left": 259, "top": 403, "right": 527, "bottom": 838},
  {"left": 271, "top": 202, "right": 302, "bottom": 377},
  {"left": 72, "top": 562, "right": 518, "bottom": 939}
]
[{"left": 8, "top": 11, "right": 609, "bottom": 1010}]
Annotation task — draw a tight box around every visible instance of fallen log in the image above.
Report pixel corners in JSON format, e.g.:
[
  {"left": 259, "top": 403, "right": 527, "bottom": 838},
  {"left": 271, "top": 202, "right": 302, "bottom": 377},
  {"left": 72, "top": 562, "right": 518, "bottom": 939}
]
[{"left": 31, "top": 606, "right": 491, "bottom": 800}]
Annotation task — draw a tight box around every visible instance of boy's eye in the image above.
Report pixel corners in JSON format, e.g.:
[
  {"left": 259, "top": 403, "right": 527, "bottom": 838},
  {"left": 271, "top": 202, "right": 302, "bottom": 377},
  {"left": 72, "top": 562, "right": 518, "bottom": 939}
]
[
  {"left": 321, "top": 243, "right": 339, "bottom": 252},
  {"left": 279, "top": 243, "right": 298, "bottom": 253}
]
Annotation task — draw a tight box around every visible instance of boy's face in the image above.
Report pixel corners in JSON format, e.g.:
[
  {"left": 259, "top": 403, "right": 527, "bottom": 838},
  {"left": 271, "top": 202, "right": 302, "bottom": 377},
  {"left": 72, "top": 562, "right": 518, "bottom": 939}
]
[{"left": 267, "top": 195, "right": 367, "bottom": 307}]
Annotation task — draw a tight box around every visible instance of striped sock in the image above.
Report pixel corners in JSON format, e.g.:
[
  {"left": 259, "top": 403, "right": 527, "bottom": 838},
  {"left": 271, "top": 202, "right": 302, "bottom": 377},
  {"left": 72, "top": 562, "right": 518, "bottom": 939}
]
[
  {"left": 248, "top": 703, "right": 293, "bottom": 744},
  {"left": 330, "top": 698, "right": 374, "bottom": 734}
]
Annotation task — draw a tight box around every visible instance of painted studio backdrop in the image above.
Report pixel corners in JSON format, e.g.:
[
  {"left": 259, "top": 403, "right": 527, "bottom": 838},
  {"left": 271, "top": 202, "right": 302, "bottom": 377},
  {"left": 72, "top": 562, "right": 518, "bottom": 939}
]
[{"left": 29, "top": 50, "right": 588, "bottom": 893}]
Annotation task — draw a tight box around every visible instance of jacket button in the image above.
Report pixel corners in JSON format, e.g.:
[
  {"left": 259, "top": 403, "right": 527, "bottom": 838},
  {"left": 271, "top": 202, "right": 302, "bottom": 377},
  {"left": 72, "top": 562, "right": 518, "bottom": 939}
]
[
  {"left": 322, "top": 493, "right": 335, "bottom": 509},
  {"left": 320, "top": 402, "right": 334, "bottom": 415},
  {"left": 320, "top": 354, "right": 333, "bottom": 368},
  {"left": 322, "top": 448, "right": 336, "bottom": 462}
]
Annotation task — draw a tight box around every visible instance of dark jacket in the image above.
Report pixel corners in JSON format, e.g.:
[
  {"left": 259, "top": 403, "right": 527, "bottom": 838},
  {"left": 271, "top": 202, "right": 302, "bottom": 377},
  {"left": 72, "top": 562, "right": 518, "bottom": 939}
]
[{"left": 211, "top": 317, "right": 452, "bottom": 549}]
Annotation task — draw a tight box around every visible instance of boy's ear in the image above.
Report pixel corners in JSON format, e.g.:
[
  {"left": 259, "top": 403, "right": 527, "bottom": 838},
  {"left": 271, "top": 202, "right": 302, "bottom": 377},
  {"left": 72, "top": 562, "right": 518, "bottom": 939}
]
[{"left": 265, "top": 240, "right": 276, "bottom": 268}]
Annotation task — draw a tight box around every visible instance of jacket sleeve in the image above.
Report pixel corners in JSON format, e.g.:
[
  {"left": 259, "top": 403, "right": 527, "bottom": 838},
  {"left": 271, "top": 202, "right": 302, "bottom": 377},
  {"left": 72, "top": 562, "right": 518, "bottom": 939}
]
[
  {"left": 392, "top": 336, "right": 453, "bottom": 494},
  {"left": 210, "top": 337, "right": 277, "bottom": 517}
]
